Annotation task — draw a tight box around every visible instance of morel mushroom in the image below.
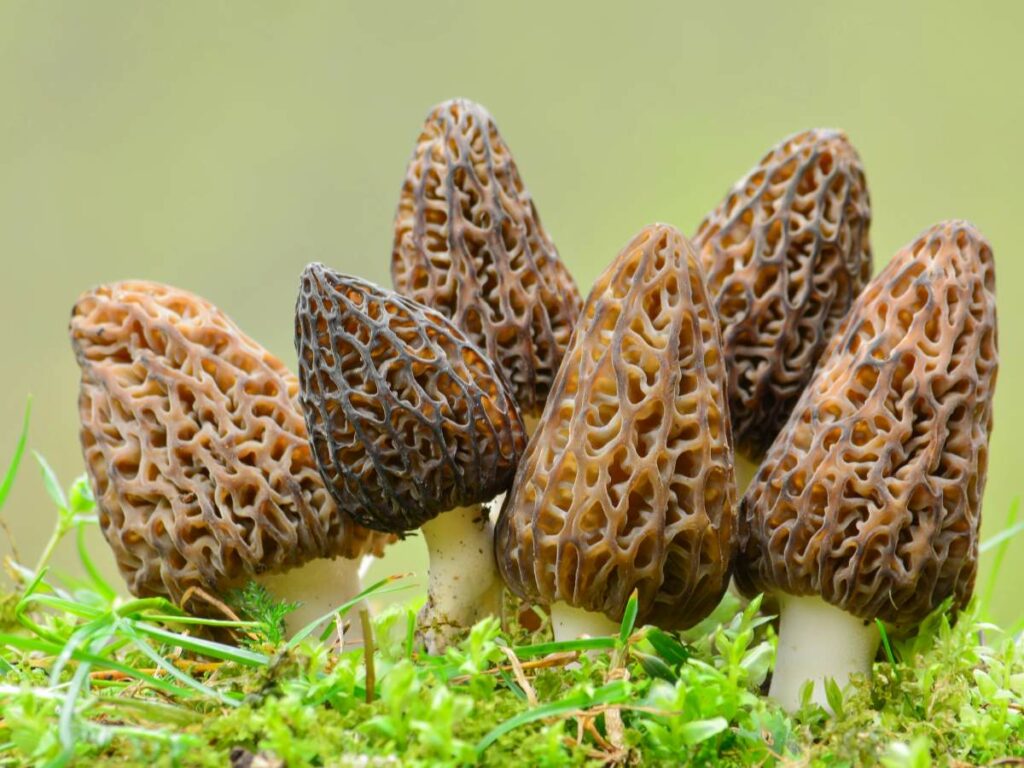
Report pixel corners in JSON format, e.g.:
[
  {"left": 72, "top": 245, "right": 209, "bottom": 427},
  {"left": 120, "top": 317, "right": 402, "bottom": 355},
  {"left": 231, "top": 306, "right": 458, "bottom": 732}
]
[
  {"left": 694, "top": 129, "right": 872, "bottom": 480},
  {"left": 391, "top": 98, "right": 582, "bottom": 427},
  {"left": 495, "top": 224, "right": 737, "bottom": 640},
  {"left": 294, "top": 264, "right": 527, "bottom": 653},
  {"left": 735, "top": 221, "right": 997, "bottom": 710},
  {"left": 71, "top": 281, "right": 389, "bottom": 633}
]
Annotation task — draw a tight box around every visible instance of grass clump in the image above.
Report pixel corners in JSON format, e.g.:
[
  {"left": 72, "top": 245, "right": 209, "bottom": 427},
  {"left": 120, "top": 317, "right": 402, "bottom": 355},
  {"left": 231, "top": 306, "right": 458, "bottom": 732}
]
[{"left": 0, "top": 421, "right": 1022, "bottom": 765}]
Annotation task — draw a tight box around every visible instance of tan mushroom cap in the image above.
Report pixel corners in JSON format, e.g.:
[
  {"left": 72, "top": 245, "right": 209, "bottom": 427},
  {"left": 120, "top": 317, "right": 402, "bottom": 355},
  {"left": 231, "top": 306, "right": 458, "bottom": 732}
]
[
  {"left": 70, "top": 281, "right": 389, "bottom": 606},
  {"left": 495, "top": 224, "right": 737, "bottom": 628},
  {"left": 735, "top": 221, "right": 997, "bottom": 625},
  {"left": 294, "top": 264, "right": 527, "bottom": 534},
  {"left": 391, "top": 98, "right": 583, "bottom": 419},
  {"left": 694, "top": 129, "right": 872, "bottom": 459}
]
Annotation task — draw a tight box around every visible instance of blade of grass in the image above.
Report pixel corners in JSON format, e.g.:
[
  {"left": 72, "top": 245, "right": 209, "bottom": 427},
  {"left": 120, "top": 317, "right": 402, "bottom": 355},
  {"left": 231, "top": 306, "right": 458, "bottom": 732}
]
[
  {"left": 285, "top": 575, "right": 411, "bottom": 650},
  {"left": 475, "top": 680, "right": 631, "bottom": 754},
  {"left": 33, "top": 451, "right": 68, "bottom": 513},
  {"left": 117, "top": 624, "right": 241, "bottom": 707},
  {"left": 75, "top": 523, "right": 116, "bottom": 602},
  {"left": 0, "top": 398, "right": 31, "bottom": 512},
  {"left": 981, "top": 499, "right": 1021, "bottom": 617},
  {"left": 980, "top": 501, "right": 1024, "bottom": 554},
  {"left": 512, "top": 636, "right": 616, "bottom": 658},
  {"left": 619, "top": 590, "right": 639, "bottom": 645},
  {"left": 876, "top": 619, "right": 897, "bottom": 664},
  {"left": 0, "top": 633, "right": 199, "bottom": 699},
  {"left": 130, "top": 622, "right": 269, "bottom": 667}
]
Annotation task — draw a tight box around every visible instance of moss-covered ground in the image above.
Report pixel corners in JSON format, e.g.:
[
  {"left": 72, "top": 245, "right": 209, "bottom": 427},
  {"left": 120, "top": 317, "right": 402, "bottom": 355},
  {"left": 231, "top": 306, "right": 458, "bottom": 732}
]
[{"left": 0, "top": 417, "right": 1022, "bottom": 766}]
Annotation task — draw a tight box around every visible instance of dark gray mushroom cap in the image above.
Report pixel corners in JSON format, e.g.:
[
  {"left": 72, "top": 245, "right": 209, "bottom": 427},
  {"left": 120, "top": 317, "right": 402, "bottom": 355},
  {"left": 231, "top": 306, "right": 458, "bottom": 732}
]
[{"left": 295, "top": 263, "right": 527, "bottom": 534}]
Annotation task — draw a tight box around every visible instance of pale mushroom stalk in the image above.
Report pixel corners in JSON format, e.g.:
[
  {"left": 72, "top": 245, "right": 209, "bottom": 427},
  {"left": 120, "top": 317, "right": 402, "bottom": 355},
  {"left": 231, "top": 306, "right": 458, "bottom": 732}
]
[
  {"left": 255, "top": 555, "right": 369, "bottom": 639},
  {"left": 769, "top": 595, "right": 880, "bottom": 711},
  {"left": 549, "top": 603, "right": 620, "bottom": 642},
  {"left": 419, "top": 505, "right": 504, "bottom": 650}
]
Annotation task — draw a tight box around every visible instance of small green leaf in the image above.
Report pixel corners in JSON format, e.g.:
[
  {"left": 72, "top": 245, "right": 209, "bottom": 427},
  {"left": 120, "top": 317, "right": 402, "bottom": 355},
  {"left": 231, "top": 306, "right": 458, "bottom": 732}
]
[
  {"left": 824, "top": 677, "right": 844, "bottom": 716},
  {"left": 619, "top": 589, "right": 639, "bottom": 644},
  {"left": 877, "top": 619, "right": 898, "bottom": 664},
  {"left": 645, "top": 627, "right": 691, "bottom": 667},
  {"left": 0, "top": 397, "right": 31, "bottom": 512},
  {"left": 33, "top": 451, "right": 68, "bottom": 513},
  {"left": 680, "top": 716, "right": 728, "bottom": 745},
  {"left": 633, "top": 651, "right": 678, "bottom": 682}
]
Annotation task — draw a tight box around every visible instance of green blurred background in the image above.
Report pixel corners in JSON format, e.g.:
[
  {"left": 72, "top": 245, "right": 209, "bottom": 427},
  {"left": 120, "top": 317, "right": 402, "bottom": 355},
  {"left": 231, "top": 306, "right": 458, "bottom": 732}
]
[{"left": 1, "top": 2, "right": 1021, "bottom": 623}]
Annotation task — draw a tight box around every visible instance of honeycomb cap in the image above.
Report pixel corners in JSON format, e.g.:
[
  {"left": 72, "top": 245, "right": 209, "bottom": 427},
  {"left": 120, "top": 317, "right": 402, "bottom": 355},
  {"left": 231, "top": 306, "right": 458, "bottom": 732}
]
[
  {"left": 735, "top": 221, "right": 997, "bottom": 625},
  {"left": 495, "top": 224, "right": 737, "bottom": 628},
  {"left": 694, "top": 129, "right": 872, "bottom": 459},
  {"left": 295, "top": 264, "right": 527, "bottom": 534},
  {"left": 70, "top": 281, "right": 388, "bottom": 605},
  {"left": 391, "top": 98, "right": 583, "bottom": 418}
]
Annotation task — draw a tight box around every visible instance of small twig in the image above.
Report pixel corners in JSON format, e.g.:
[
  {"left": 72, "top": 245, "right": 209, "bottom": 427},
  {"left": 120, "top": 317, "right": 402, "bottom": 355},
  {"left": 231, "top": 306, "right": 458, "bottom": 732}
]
[
  {"left": 499, "top": 645, "right": 538, "bottom": 707},
  {"left": 449, "top": 650, "right": 579, "bottom": 684},
  {"left": 333, "top": 612, "right": 346, "bottom": 654},
  {"left": 360, "top": 608, "right": 375, "bottom": 704},
  {"left": 603, "top": 665, "right": 630, "bottom": 753},
  {"left": 0, "top": 519, "right": 21, "bottom": 566}
]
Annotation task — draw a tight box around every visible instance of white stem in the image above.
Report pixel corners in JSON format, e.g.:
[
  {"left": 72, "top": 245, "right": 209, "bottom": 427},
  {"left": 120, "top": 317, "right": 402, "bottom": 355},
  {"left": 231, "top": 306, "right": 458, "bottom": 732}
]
[
  {"left": 255, "top": 555, "right": 366, "bottom": 641},
  {"left": 550, "top": 602, "right": 620, "bottom": 642},
  {"left": 418, "top": 504, "right": 503, "bottom": 653},
  {"left": 735, "top": 454, "right": 761, "bottom": 495},
  {"left": 769, "top": 594, "right": 880, "bottom": 712}
]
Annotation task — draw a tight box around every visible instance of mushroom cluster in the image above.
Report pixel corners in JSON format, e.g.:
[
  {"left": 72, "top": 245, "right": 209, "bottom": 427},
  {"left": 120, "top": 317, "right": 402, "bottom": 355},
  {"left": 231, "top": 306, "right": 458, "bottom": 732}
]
[{"left": 67, "top": 99, "right": 998, "bottom": 722}]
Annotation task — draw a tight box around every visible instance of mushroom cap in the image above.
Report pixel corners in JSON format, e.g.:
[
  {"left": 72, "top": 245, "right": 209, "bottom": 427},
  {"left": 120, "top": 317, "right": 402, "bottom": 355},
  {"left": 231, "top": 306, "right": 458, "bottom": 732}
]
[
  {"left": 694, "top": 128, "right": 872, "bottom": 459},
  {"left": 735, "top": 221, "right": 997, "bottom": 625},
  {"left": 495, "top": 224, "right": 737, "bottom": 628},
  {"left": 70, "top": 281, "right": 388, "bottom": 605},
  {"left": 294, "top": 264, "right": 527, "bottom": 534},
  {"left": 391, "top": 98, "right": 583, "bottom": 418}
]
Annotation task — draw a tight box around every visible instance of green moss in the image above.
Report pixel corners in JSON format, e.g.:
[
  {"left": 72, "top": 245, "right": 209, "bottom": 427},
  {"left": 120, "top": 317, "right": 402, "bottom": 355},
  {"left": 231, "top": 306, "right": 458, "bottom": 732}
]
[{"left": 1, "top": 457, "right": 1022, "bottom": 766}]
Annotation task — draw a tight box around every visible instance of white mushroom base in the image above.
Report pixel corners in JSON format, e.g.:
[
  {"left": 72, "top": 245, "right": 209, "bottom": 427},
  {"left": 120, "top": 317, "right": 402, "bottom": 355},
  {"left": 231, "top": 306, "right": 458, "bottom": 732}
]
[
  {"left": 770, "top": 594, "right": 880, "bottom": 712},
  {"left": 418, "top": 504, "right": 503, "bottom": 654},
  {"left": 550, "top": 602, "right": 620, "bottom": 642},
  {"left": 255, "top": 555, "right": 368, "bottom": 642}
]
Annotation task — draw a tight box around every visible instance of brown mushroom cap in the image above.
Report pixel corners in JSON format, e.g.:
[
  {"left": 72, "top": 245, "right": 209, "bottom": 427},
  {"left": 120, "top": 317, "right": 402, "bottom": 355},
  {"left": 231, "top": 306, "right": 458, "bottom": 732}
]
[
  {"left": 295, "top": 264, "right": 527, "bottom": 534},
  {"left": 70, "top": 281, "right": 388, "bottom": 605},
  {"left": 495, "top": 224, "right": 737, "bottom": 628},
  {"left": 391, "top": 98, "right": 583, "bottom": 418},
  {"left": 735, "top": 221, "right": 997, "bottom": 625},
  {"left": 694, "top": 129, "right": 872, "bottom": 459}
]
